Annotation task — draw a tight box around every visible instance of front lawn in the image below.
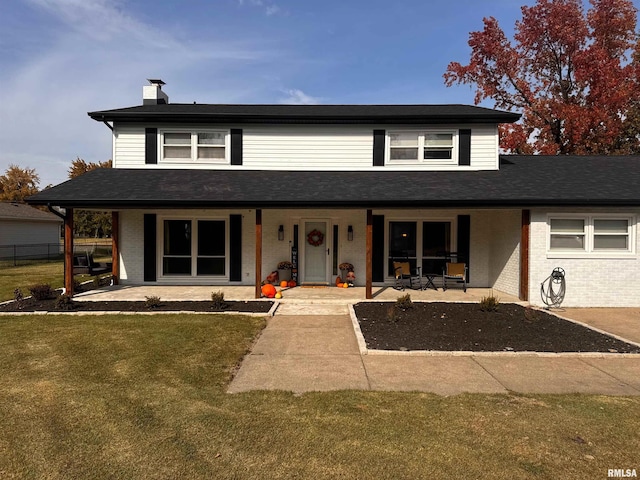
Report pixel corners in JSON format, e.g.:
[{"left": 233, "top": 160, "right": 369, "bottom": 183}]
[
  {"left": 0, "top": 261, "right": 64, "bottom": 301},
  {"left": 0, "top": 314, "right": 638, "bottom": 479}
]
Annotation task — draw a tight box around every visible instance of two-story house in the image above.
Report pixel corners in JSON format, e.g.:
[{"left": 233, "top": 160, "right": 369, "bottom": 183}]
[{"left": 28, "top": 80, "right": 640, "bottom": 306}]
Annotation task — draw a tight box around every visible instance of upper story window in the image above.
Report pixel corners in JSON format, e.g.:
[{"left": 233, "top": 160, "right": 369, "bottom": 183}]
[
  {"left": 161, "top": 130, "right": 228, "bottom": 163},
  {"left": 387, "top": 130, "right": 456, "bottom": 165},
  {"left": 548, "top": 215, "right": 635, "bottom": 257}
]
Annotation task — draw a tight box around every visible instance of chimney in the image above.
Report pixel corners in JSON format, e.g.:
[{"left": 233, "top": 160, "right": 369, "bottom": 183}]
[{"left": 143, "top": 79, "right": 169, "bottom": 105}]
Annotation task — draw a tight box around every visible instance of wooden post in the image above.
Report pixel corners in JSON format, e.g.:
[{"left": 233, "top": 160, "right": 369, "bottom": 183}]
[
  {"left": 111, "top": 211, "right": 119, "bottom": 285},
  {"left": 255, "top": 209, "right": 262, "bottom": 299},
  {"left": 64, "top": 208, "right": 74, "bottom": 296},
  {"left": 520, "top": 209, "right": 530, "bottom": 301},
  {"left": 366, "top": 209, "right": 373, "bottom": 299}
]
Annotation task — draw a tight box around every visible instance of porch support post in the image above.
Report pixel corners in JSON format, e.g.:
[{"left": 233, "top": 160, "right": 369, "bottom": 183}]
[
  {"left": 255, "top": 209, "right": 262, "bottom": 299},
  {"left": 366, "top": 209, "right": 373, "bottom": 299},
  {"left": 111, "top": 211, "right": 119, "bottom": 285},
  {"left": 520, "top": 209, "right": 530, "bottom": 301},
  {"left": 64, "top": 208, "right": 74, "bottom": 296}
]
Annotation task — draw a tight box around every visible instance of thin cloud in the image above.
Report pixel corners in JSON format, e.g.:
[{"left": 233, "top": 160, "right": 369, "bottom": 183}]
[
  {"left": 237, "top": 0, "right": 284, "bottom": 16},
  {"left": 0, "top": 0, "right": 284, "bottom": 187},
  {"left": 279, "top": 89, "right": 321, "bottom": 105}
]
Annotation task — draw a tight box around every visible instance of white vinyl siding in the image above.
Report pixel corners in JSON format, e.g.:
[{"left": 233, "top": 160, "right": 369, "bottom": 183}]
[
  {"left": 469, "top": 125, "right": 499, "bottom": 170},
  {"left": 113, "top": 126, "right": 146, "bottom": 168},
  {"left": 112, "top": 124, "right": 500, "bottom": 171},
  {"left": 242, "top": 127, "right": 373, "bottom": 169}
]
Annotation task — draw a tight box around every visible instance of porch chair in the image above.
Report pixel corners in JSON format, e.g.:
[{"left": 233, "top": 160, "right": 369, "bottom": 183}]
[
  {"left": 393, "top": 261, "right": 423, "bottom": 291},
  {"left": 442, "top": 262, "right": 467, "bottom": 292}
]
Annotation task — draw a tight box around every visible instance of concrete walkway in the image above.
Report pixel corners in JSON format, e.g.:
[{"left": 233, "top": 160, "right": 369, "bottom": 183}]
[{"left": 228, "top": 307, "right": 640, "bottom": 396}]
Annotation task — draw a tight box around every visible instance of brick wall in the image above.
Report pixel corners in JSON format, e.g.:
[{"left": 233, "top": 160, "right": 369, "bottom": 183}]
[{"left": 529, "top": 208, "right": 640, "bottom": 307}]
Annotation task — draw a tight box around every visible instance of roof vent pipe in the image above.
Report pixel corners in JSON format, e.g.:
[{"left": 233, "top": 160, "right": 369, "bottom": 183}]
[{"left": 143, "top": 79, "right": 169, "bottom": 105}]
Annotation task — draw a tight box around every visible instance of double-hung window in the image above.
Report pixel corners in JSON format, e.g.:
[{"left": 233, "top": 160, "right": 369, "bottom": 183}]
[
  {"left": 548, "top": 215, "right": 635, "bottom": 256},
  {"left": 388, "top": 130, "right": 456, "bottom": 165},
  {"left": 161, "top": 130, "right": 228, "bottom": 163}
]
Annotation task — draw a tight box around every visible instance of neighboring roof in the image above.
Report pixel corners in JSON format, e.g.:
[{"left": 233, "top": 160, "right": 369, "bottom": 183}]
[
  {"left": 26, "top": 156, "right": 640, "bottom": 208},
  {"left": 88, "top": 104, "right": 521, "bottom": 125},
  {"left": 0, "top": 202, "right": 63, "bottom": 222}
]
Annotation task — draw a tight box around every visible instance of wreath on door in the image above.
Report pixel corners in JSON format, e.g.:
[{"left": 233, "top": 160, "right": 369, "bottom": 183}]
[{"left": 307, "top": 229, "right": 324, "bottom": 247}]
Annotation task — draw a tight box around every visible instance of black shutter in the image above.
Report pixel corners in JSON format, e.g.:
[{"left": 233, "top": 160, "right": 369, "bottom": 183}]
[
  {"left": 458, "top": 129, "right": 471, "bottom": 166},
  {"left": 373, "top": 130, "right": 385, "bottom": 166},
  {"left": 143, "top": 214, "right": 157, "bottom": 281},
  {"left": 231, "top": 129, "right": 243, "bottom": 165},
  {"left": 372, "top": 215, "right": 385, "bottom": 282},
  {"left": 145, "top": 128, "right": 157, "bottom": 164},
  {"left": 457, "top": 215, "right": 470, "bottom": 282},
  {"left": 229, "top": 214, "right": 242, "bottom": 281}
]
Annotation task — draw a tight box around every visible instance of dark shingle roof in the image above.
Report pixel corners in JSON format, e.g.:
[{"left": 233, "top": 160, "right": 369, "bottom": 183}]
[
  {"left": 26, "top": 156, "right": 640, "bottom": 208},
  {"left": 0, "top": 202, "right": 62, "bottom": 222},
  {"left": 88, "top": 104, "right": 521, "bottom": 124}
]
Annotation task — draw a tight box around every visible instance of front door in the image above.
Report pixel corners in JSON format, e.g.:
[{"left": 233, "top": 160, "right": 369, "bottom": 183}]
[{"left": 303, "top": 220, "right": 329, "bottom": 284}]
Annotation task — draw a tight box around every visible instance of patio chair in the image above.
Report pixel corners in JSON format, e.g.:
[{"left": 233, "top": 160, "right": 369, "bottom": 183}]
[
  {"left": 442, "top": 262, "right": 467, "bottom": 292},
  {"left": 393, "top": 261, "right": 423, "bottom": 291}
]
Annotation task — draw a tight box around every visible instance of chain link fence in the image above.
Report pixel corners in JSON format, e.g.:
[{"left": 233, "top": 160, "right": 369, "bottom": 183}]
[{"left": 0, "top": 241, "right": 112, "bottom": 267}]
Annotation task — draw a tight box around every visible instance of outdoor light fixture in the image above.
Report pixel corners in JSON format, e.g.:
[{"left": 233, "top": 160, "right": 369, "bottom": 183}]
[
  {"left": 278, "top": 225, "right": 284, "bottom": 241},
  {"left": 347, "top": 225, "right": 354, "bottom": 241}
]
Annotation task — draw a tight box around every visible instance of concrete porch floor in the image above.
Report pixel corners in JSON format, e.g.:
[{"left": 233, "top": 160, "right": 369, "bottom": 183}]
[{"left": 74, "top": 284, "right": 522, "bottom": 304}]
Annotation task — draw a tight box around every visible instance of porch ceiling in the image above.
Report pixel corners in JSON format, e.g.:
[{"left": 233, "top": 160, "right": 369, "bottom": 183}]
[{"left": 26, "top": 155, "right": 640, "bottom": 209}]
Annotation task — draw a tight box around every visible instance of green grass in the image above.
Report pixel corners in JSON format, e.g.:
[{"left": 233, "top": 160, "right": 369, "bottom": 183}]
[
  {"left": 0, "top": 314, "right": 638, "bottom": 479},
  {"left": 0, "top": 261, "right": 64, "bottom": 301},
  {"left": 0, "top": 260, "right": 108, "bottom": 302}
]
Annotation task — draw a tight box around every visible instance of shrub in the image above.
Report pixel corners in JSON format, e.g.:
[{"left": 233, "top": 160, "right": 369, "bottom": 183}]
[
  {"left": 55, "top": 294, "right": 75, "bottom": 311},
  {"left": 29, "top": 284, "right": 56, "bottom": 301},
  {"left": 13, "top": 288, "right": 25, "bottom": 309},
  {"left": 479, "top": 295, "right": 500, "bottom": 312},
  {"left": 395, "top": 293, "right": 413, "bottom": 311},
  {"left": 92, "top": 276, "right": 102, "bottom": 289},
  {"left": 211, "top": 290, "right": 227, "bottom": 310},
  {"left": 145, "top": 295, "right": 162, "bottom": 309},
  {"left": 386, "top": 305, "right": 398, "bottom": 322},
  {"left": 13, "top": 288, "right": 24, "bottom": 302}
]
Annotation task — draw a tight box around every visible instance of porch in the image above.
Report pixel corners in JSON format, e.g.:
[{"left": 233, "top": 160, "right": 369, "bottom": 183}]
[{"left": 74, "top": 285, "right": 522, "bottom": 304}]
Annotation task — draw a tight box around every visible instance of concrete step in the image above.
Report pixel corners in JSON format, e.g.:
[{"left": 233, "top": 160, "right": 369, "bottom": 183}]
[{"left": 275, "top": 303, "right": 350, "bottom": 315}]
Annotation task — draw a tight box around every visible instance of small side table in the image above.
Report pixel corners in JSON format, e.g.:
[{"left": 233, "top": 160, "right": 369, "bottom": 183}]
[{"left": 422, "top": 273, "right": 438, "bottom": 290}]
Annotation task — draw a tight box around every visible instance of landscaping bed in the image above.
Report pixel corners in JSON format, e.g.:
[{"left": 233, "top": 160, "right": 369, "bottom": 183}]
[
  {"left": 353, "top": 302, "right": 640, "bottom": 353},
  {"left": 0, "top": 297, "right": 273, "bottom": 313}
]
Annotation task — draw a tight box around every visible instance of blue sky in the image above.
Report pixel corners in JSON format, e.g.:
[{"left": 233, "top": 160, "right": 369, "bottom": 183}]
[{"left": 1, "top": 0, "right": 638, "bottom": 187}]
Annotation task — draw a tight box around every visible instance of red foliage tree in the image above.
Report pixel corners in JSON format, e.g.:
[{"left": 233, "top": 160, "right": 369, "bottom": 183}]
[{"left": 444, "top": 0, "right": 640, "bottom": 155}]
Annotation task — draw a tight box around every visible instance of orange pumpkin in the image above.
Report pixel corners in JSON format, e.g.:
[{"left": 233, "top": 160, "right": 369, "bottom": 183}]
[
  {"left": 337, "top": 283, "right": 344, "bottom": 288},
  {"left": 287, "top": 280, "right": 297, "bottom": 288},
  {"left": 261, "top": 284, "right": 277, "bottom": 298},
  {"left": 280, "top": 280, "right": 288, "bottom": 288}
]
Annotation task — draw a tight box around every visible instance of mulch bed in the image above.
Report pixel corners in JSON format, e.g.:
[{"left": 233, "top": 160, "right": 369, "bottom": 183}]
[
  {"left": 0, "top": 297, "right": 273, "bottom": 314},
  {"left": 353, "top": 302, "right": 640, "bottom": 353}
]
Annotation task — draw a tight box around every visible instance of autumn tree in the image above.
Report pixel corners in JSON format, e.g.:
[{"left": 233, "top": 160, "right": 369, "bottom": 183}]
[
  {"left": 68, "top": 157, "right": 113, "bottom": 238},
  {"left": 444, "top": 0, "right": 640, "bottom": 155},
  {"left": 0, "top": 165, "right": 40, "bottom": 202}
]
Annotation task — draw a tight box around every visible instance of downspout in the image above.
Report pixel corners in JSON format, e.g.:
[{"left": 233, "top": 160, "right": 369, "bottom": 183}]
[{"left": 48, "top": 204, "right": 68, "bottom": 294}]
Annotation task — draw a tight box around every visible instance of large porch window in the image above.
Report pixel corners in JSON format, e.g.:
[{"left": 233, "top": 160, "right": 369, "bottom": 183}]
[
  {"left": 162, "top": 219, "right": 227, "bottom": 277},
  {"left": 422, "top": 221, "right": 451, "bottom": 274},
  {"left": 388, "top": 220, "right": 452, "bottom": 276},
  {"left": 388, "top": 221, "right": 417, "bottom": 275}
]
